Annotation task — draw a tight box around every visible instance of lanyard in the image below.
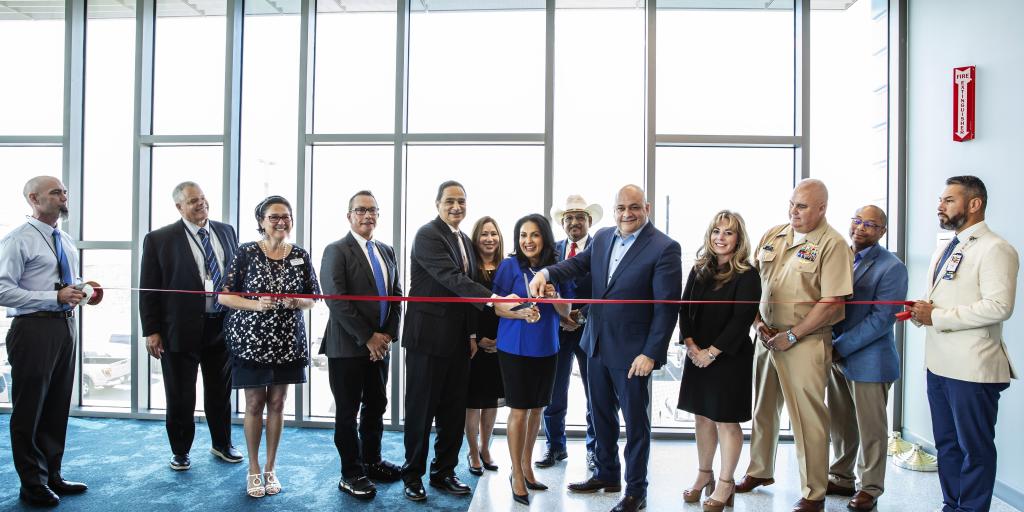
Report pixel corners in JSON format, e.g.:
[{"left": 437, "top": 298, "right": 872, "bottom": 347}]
[{"left": 27, "top": 221, "right": 64, "bottom": 281}]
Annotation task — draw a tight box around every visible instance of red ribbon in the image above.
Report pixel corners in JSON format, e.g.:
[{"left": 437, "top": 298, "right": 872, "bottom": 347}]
[{"left": 102, "top": 287, "right": 916, "bottom": 321}]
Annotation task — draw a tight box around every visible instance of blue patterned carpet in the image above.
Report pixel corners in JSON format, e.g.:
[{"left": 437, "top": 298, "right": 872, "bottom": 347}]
[{"left": 0, "top": 414, "right": 474, "bottom": 511}]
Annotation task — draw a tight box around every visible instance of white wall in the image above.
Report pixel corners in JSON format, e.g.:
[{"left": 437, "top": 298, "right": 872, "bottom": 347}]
[{"left": 904, "top": 0, "right": 1024, "bottom": 506}]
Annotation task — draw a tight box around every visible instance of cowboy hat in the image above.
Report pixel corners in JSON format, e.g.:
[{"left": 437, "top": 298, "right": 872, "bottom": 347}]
[{"left": 550, "top": 194, "right": 603, "bottom": 225}]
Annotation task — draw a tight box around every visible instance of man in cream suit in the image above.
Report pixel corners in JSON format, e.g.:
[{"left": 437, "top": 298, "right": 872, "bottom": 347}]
[{"left": 910, "top": 175, "right": 1019, "bottom": 512}]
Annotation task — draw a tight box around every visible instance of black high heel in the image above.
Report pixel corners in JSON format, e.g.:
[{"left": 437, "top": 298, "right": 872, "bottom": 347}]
[
  {"left": 510, "top": 476, "right": 530, "bottom": 505},
  {"left": 525, "top": 479, "right": 548, "bottom": 490},
  {"left": 466, "top": 454, "right": 483, "bottom": 477},
  {"left": 480, "top": 455, "right": 499, "bottom": 471}
]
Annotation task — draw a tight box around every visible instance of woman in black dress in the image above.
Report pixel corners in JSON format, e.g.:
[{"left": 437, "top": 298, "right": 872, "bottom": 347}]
[
  {"left": 677, "top": 210, "right": 761, "bottom": 512},
  {"left": 464, "top": 216, "right": 505, "bottom": 475},
  {"left": 218, "top": 196, "right": 319, "bottom": 498}
]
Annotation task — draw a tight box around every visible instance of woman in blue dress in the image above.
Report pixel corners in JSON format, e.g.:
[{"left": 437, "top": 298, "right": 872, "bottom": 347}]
[
  {"left": 218, "top": 196, "right": 320, "bottom": 498},
  {"left": 493, "top": 213, "right": 571, "bottom": 505}
]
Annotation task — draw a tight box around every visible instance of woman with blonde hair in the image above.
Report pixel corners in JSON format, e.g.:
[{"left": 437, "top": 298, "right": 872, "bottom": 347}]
[{"left": 677, "top": 210, "right": 761, "bottom": 511}]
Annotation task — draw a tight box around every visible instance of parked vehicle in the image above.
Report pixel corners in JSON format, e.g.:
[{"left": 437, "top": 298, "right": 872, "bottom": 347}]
[{"left": 82, "top": 350, "right": 130, "bottom": 397}]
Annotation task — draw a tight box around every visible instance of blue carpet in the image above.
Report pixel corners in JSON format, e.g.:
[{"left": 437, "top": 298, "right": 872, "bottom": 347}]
[{"left": 0, "top": 414, "right": 475, "bottom": 511}]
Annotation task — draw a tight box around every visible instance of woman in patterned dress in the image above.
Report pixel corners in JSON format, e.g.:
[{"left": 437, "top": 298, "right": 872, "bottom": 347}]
[{"left": 218, "top": 196, "right": 320, "bottom": 498}]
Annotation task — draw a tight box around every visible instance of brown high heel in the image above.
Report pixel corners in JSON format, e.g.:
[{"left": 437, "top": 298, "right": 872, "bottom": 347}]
[
  {"left": 683, "top": 469, "right": 715, "bottom": 503},
  {"left": 702, "top": 478, "right": 735, "bottom": 511}
]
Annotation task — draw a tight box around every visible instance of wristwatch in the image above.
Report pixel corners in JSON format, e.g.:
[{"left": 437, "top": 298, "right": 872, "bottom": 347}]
[{"left": 786, "top": 329, "right": 798, "bottom": 344}]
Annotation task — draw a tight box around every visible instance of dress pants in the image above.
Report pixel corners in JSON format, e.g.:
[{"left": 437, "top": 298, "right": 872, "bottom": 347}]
[
  {"left": 927, "top": 370, "right": 1008, "bottom": 512},
  {"left": 159, "top": 315, "right": 233, "bottom": 456},
  {"left": 328, "top": 355, "right": 389, "bottom": 478},
  {"left": 747, "top": 333, "right": 831, "bottom": 501},
  {"left": 588, "top": 350, "right": 651, "bottom": 498},
  {"left": 826, "top": 364, "right": 891, "bottom": 497},
  {"left": 543, "top": 329, "right": 595, "bottom": 454},
  {"left": 402, "top": 349, "right": 469, "bottom": 484},
  {"left": 7, "top": 316, "right": 76, "bottom": 487}
]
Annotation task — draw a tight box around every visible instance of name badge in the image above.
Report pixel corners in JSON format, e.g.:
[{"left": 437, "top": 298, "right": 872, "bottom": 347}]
[
  {"left": 204, "top": 279, "right": 214, "bottom": 294},
  {"left": 945, "top": 253, "right": 963, "bottom": 273},
  {"left": 289, "top": 258, "right": 304, "bottom": 267}
]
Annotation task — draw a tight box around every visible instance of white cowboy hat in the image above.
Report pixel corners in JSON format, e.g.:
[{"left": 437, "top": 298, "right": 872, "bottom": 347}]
[{"left": 550, "top": 194, "right": 603, "bottom": 225}]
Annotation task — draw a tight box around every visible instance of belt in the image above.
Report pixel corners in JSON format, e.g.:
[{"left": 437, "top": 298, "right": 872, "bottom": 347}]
[{"left": 16, "top": 310, "right": 74, "bottom": 319}]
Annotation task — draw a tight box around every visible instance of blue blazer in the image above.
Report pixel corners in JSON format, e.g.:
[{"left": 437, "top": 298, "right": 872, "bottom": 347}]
[
  {"left": 545, "top": 224, "right": 682, "bottom": 370},
  {"left": 832, "top": 244, "right": 908, "bottom": 383}
]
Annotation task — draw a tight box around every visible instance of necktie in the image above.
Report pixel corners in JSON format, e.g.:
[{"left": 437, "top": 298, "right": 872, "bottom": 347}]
[
  {"left": 568, "top": 241, "right": 578, "bottom": 258},
  {"left": 853, "top": 251, "right": 863, "bottom": 271},
  {"left": 53, "top": 229, "right": 73, "bottom": 310},
  {"left": 197, "top": 228, "right": 224, "bottom": 312},
  {"left": 454, "top": 232, "right": 469, "bottom": 273},
  {"left": 932, "top": 236, "right": 960, "bottom": 283},
  {"left": 366, "top": 240, "right": 388, "bottom": 327}
]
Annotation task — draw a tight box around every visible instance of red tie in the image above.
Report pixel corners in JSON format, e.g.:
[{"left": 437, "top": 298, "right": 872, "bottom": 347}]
[{"left": 568, "top": 241, "right": 578, "bottom": 258}]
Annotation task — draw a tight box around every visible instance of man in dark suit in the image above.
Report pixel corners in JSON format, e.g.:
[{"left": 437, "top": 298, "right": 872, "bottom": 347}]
[
  {"left": 530, "top": 185, "right": 682, "bottom": 512},
  {"left": 140, "top": 181, "right": 241, "bottom": 471},
  {"left": 319, "top": 190, "right": 403, "bottom": 500},
  {"left": 826, "top": 205, "right": 908, "bottom": 512},
  {"left": 400, "top": 180, "right": 524, "bottom": 501},
  {"left": 537, "top": 194, "right": 601, "bottom": 469}
]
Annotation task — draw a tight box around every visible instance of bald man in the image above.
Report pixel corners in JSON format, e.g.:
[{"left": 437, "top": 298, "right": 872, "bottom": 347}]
[
  {"left": 825, "top": 206, "right": 907, "bottom": 511},
  {"left": 530, "top": 185, "right": 682, "bottom": 512},
  {"left": 735, "top": 179, "right": 854, "bottom": 512},
  {"left": 0, "top": 176, "right": 88, "bottom": 506}
]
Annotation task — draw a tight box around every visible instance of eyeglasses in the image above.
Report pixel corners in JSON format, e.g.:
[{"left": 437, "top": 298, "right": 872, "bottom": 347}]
[
  {"left": 563, "top": 213, "right": 589, "bottom": 223},
  {"left": 265, "top": 214, "right": 292, "bottom": 223},
  {"left": 850, "top": 218, "right": 882, "bottom": 230},
  {"left": 349, "top": 207, "right": 381, "bottom": 216}
]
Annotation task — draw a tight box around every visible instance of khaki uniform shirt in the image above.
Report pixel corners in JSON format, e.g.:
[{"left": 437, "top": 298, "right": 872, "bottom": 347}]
[{"left": 755, "top": 221, "right": 854, "bottom": 334}]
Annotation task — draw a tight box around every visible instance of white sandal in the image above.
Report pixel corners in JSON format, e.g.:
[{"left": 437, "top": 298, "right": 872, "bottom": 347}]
[
  {"left": 264, "top": 471, "right": 282, "bottom": 495},
  {"left": 247, "top": 473, "right": 266, "bottom": 498}
]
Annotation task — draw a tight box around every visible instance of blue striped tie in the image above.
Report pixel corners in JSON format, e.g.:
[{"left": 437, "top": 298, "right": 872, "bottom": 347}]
[
  {"left": 366, "top": 240, "right": 388, "bottom": 327},
  {"left": 932, "top": 236, "right": 960, "bottom": 283},
  {"left": 197, "top": 228, "right": 224, "bottom": 312},
  {"left": 53, "top": 228, "right": 74, "bottom": 311}
]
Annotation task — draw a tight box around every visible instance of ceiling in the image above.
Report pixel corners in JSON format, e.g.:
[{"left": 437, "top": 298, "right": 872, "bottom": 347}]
[{"left": 0, "top": 0, "right": 860, "bottom": 20}]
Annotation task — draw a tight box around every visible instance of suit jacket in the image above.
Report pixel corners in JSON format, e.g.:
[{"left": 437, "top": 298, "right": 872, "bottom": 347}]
[
  {"left": 140, "top": 219, "right": 238, "bottom": 353},
  {"left": 319, "top": 233, "right": 402, "bottom": 359},
  {"left": 401, "top": 217, "right": 491, "bottom": 358},
  {"left": 832, "top": 244, "right": 908, "bottom": 383},
  {"left": 555, "top": 236, "right": 594, "bottom": 310},
  {"left": 545, "top": 223, "right": 682, "bottom": 370},
  {"left": 924, "top": 222, "right": 1019, "bottom": 383}
]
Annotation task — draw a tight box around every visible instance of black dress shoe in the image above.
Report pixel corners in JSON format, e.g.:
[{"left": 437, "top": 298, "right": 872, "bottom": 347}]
[
  {"left": 509, "top": 476, "right": 529, "bottom": 505},
  {"left": 535, "top": 448, "right": 568, "bottom": 468},
  {"left": 339, "top": 475, "right": 377, "bottom": 500},
  {"left": 20, "top": 485, "right": 60, "bottom": 506},
  {"left": 586, "top": 451, "right": 598, "bottom": 470},
  {"left": 481, "top": 456, "right": 499, "bottom": 471},
  {"left": 568, "top": 476, "right": 622, "bottom": 493},
  {"left": 466, "top": 454, "right": 483, "bottom": 476},
  {"left": 170, "top": 453, "right": 191, "bottom": 471},
  {"left": 365, "top": 460, "right": 402, "bottom": 482},
  {"left": 210, "top": 445, "right": 243, "bottom": 463},
  {"left": 48, "top": 478, "right": 88, "bottom": 495},
  {"left": 612, "top": 495, "right": 647, "bottom": 512},
  {"left": 429, "top": 475, "right": 472, "bottom": 495},
  {"left": 404, "top": 480, "right": 427, "bottom": 501},
  {"left": 525, "top": 478, "right": 548, "bottom": 490}
]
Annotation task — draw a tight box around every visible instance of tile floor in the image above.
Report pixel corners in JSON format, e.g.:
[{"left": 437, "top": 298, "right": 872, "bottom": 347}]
[{"left": 467, "top": 437, "right": 1019, "bottom": 511}]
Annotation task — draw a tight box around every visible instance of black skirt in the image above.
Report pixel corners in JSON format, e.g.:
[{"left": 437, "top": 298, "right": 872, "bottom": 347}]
[
  {"left": 498, "top": 350, "right": 557, "bottom": 409},
  {"left": 467, "top": 349, "right": 504, "bottom": 408},
  {"left": 232, "top": 362, "right": 307, "bottom": 390}
]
